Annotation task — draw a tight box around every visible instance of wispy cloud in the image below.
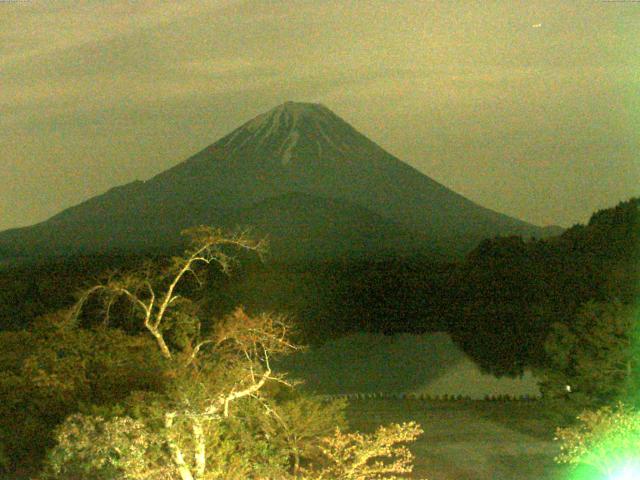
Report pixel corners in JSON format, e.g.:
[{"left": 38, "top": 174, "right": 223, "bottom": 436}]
[{"left": 0, "top": 0, "right": 637, "bottom": 230}]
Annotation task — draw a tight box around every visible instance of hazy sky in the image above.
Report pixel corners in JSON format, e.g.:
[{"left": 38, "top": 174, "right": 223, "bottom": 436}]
[{"left": 1, "top": 0, "right": 638, "bottom": 231}]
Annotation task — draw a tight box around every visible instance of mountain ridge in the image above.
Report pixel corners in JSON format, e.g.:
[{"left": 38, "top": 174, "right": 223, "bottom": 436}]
[{"left": 0, "top": 101, "right": 561, "bottom": 261}]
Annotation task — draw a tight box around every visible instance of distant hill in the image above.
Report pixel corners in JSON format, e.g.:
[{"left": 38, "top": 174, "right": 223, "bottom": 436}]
[{"left": 0, "top": 101, "right": 558, "bottom": 262}]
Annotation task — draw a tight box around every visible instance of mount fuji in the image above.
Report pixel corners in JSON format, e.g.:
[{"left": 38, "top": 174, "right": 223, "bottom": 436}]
[{"left": 0, "top": 102, "right": 559, "bottom": 262}]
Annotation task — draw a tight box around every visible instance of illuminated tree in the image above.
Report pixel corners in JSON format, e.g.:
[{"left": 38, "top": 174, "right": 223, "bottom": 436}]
[
  {"left": 301, "top": 422, "right": 424, "bottom": 480},
  {"left": 42, "top": 226, "right": 426, "bottom": 480},
  {"left": 555, "top": 402, "right": 640, "bottom": 478},
  {"left": 57, "top": 227, "right": 301, "bottom": 479}
]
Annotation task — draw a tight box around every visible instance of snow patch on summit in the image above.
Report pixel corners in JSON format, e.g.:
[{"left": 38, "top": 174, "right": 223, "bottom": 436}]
[
  {"left": 280, "top": 130, "right": 299, "bottom": 165},
  {"left": 262, "top": 107, "right": 288, "bottom": 142},
  {"left": 221, "top": 101, "right": 349, "bottom": 162}
]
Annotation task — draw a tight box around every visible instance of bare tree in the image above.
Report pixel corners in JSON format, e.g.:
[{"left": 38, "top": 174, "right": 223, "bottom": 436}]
[
  {"left": 52, "top": 226, "right": 426, "bottom": 480},
  {"left": 71, "top": 226, "right": 266, "bottom": 360},
  {"left": 68, "top": 226, "right": 302, "bottom": 480}
]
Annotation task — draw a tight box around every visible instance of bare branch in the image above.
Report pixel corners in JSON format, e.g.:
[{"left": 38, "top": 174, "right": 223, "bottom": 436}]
[
  {"left": 222, "top": 365, "right": 271, "bottom": 418},
  {"left": 69, "top": 284, "right": 108, "bottom": 322},
  {"left": 70, "top": 227, "right": 266, "bottom": 363},
  {"left": 182, "top": 339, "right": 215, "bottom": 367}
]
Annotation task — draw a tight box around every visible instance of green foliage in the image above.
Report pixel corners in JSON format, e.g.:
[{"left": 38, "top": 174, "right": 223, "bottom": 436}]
[
  {"left": 301, "top": 421, "right": 424, "bottom": 480},
  {"left": 555, "top": 402, "right": 640, "bottom": 476},
  {"left": 43, "top": 414, "right": 166, "bottom": 480},
  {"left": 539, "top": 300, "right": 640, "bottom": 412},
  {"left": 451, "top": 198, "right": 640, "bottom": 376},
  {"left": 202, "top": 399, "right": 291, "bottom": 479},
  {"left": 0, "top": 310, "right": 166, "bottom": 475},
  {"left": 43, "top": 407, "right": 292, "bottom": 480},
  {"left": 259, "top": 393, "right": 349, "bottom": 473}
]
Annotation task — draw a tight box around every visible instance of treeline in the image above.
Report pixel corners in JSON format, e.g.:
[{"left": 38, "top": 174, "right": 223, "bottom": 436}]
[
  {"left": 0, "top": 229, "right": 425, "bottom": 479},
  {"left": 0, "top": 253, "right": 156, "bottom": 330},
  {"left": 450, "top": 197, "right": 639, "bottom": 375},
  {"left": 203, "top": 255, "right": 455, "bottom": 342},
  {"left": 203, "top": 198, "right": 640, "bottom": 376},
  {"left": 0, "top": 198, "right": 638, "bottom": 378}
]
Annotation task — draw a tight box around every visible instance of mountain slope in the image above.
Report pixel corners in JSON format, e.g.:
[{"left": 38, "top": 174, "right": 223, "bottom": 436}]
[
  {"left": 222, "top": 192, "right": 442, "bottom": 261},
  {"left": 0, "top": 101, "right": 556, "bottom": 261}
]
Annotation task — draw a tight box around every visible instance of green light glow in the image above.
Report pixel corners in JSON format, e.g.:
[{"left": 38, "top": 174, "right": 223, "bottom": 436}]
[
  {"left": 610, "top": 464, "right": 640, "bottom": 480},
  {"left": 564, "top": 462, "right": 640, "bottom": 480},
  {"left": 558, "top": 388, "right": 640, "bottom": 480}
]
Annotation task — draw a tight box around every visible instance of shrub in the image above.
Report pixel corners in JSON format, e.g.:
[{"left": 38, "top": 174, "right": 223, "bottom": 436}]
[
  {"left": 555, "top": 402, "right": 640, "bottom": 476},
  {"left": 302, "top": 421, "right": 425, "bottom": 480}
]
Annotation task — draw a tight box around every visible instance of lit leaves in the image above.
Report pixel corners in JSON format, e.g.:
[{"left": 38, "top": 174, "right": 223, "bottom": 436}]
[
  {"left": 304, "top": 421, "right": 424, "bottom": 480},
  {"left": 555, "top": 402, "right": 640, "bottom": 475},
  {"left": 44, "top": 414, "right": 171, "bottom": 480}
]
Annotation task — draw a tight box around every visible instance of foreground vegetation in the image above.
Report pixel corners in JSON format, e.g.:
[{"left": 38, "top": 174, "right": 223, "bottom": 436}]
[
  {"left": 0, "top": 198, "right": 638, "bottom": 478},
  {"left": 1, "top": 198, "right": 637, "bottom": 376},
  {"left": 346, "top": 398, "right": 565, "bottom": 480},
  {"left": 0, "top": 227, "right": 424, "bottom": 479}
]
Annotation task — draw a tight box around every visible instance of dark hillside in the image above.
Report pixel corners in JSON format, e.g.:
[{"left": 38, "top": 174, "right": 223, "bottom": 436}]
[
  {"left": 448, "top": 197, "right": 640, "bottom": 375},
  {"left": 0, "top": 198, "right": 635, "bottom": 380}
]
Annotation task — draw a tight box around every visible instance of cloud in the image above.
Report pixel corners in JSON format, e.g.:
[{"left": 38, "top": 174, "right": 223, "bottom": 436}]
[{"left": 0, "top": 0, "right": 637, "bottom": 230}]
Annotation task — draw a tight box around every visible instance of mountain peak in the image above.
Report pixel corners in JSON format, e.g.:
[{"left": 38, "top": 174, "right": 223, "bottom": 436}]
[
  {"left": 0, "top": 100, "right": 552, "bottom": 262},
  {"left": 278, "top": 100, "right": 327, "bottom": 112},
  {"left": 218, "top": 101, "right": 349, "bottom": 165},
  {"left": 244, "top": 101, "right": 333, "bottom": 132}
]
